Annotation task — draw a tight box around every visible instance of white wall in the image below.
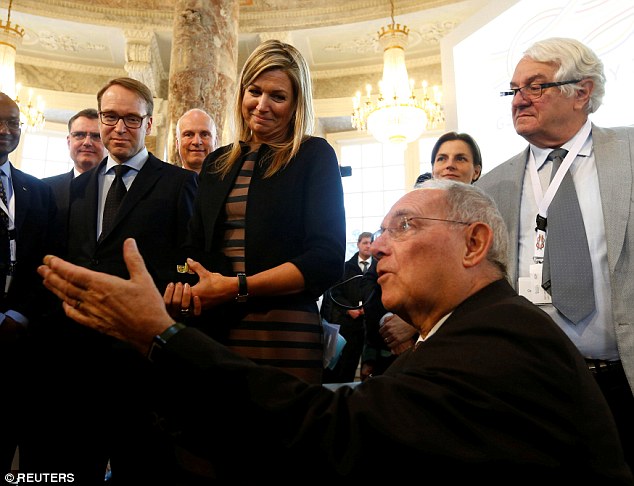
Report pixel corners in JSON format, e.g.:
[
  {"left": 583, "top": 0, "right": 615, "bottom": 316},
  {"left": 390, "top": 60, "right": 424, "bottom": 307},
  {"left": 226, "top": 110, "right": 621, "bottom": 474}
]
[{"left": 442, "top": 0, "right": 634, "bottom": 174}]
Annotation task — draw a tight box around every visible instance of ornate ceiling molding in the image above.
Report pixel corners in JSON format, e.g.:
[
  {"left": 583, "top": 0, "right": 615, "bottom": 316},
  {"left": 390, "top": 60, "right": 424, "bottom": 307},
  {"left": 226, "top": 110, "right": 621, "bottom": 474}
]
[
  {"left": 12, "top": 0, "right": 463, "bottom": 31},
  {"left": 240, "top": 0, "right": 461, "bottom": 31},
  {"left": 16, "top": 54, "right": 127, "bottom": 77},
  {"left": 11, "top": 0, "right": 174, "bottom": 28},
  {"left": 311, "top": 54, "right": 441, "bottom": 79}
]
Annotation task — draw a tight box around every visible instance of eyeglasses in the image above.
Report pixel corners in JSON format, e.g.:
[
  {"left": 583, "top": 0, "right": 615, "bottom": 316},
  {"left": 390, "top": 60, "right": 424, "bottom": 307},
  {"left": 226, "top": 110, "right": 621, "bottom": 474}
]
[
  {"left": 500, "top": 79, "right": 582, "bottom": 100},
  {"left": 70, "top": 131, "right": 101, "bottom": 141},
  {"left": 0, "top": 119, "right": 23, "bottom": 131},
  {"left": 99, "top": 112, "right": 147, "bottom": 129},
  {"left": 372, "top": 216, "right": 471, "bottom": 242}
]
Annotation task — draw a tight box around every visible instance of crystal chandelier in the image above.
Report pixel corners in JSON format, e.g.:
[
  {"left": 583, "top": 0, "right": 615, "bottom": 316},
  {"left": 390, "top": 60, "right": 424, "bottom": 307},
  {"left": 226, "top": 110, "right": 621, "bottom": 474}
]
[
  {"left": 351, "top": 0, "right": 443, "bottom": 146},
  {"left": 0, "top": 0, "right": 45, "bottom": 130}
]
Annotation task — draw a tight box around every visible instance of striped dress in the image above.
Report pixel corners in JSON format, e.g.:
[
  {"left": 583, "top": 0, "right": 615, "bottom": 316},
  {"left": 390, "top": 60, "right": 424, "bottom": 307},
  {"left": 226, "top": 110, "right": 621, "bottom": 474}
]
[{"left": 220, "top": 151, "right": 323, "bottom": 384}]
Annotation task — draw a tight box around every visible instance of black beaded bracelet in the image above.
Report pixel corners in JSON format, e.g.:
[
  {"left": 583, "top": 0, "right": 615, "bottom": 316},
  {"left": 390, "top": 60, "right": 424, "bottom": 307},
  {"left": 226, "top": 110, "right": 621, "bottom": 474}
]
[{"left": 147, "top": 322, "right": 186, "bottom": 363}]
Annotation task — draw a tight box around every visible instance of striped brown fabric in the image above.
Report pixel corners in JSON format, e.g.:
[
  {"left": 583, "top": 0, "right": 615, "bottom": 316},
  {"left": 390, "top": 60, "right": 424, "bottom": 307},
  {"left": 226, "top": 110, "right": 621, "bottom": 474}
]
[{"left": 220, "top": 151, "right": 323, "bottom": 383}]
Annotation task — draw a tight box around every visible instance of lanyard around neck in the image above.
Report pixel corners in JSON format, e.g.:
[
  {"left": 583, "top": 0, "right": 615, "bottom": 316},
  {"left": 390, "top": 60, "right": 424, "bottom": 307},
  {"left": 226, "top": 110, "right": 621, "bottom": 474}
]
[{"left": 529, "top": 120, "right": 591, "bottom": 262}]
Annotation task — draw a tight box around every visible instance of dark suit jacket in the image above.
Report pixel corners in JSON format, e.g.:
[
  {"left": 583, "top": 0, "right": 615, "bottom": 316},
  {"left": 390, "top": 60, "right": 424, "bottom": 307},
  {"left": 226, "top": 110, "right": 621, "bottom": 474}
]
[
  {"left": 41, "top": 169, "right": 73, "bottom": 252},
  {"left": 68, "top": 153, "right": 197, "bottom": 289},
  {"left": 0, "top": 163, "right": 57, "bottom": 473},
  {"left": 38, "top": 153, "right": 198, "bottom": 483},
  {"left": 1, "top": 164, "right": 57, "bottom": 319},
  {"left": 154, "top": 279, "right": 633, "bottom": 485}
]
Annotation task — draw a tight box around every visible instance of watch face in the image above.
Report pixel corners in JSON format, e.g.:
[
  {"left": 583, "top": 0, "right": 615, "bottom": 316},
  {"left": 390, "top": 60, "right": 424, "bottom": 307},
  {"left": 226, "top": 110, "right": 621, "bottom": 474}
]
[{"left": 147, "top": 340, "right": 163, "bottom": 363}]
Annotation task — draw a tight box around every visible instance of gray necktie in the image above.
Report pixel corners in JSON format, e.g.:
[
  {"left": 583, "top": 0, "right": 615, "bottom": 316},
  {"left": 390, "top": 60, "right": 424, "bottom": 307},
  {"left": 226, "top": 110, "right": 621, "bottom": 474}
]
[
  {"left": 361, "top": 260, "right": 369, "bottom": 274},
  {"left": 541, "top": 148, "right": 595, "bottom": 323}
]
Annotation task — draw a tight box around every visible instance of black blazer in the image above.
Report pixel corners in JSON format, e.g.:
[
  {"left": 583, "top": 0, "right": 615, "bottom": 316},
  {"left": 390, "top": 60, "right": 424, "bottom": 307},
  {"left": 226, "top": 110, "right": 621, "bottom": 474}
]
[
  {"left": 67, "top": 153, "right": 197, "bottom": 290},
  {"left": 154, "top": 279, "right": 633, "bottom": 485},
  {"left": 1, "top": 164, "right": 57, "bottom": 319},
  {"left": 0, "top": 164, "right": 57, "bottom": 477},
  {"left": 42, "top": 169, "right": 73, "bottom": 252},
  {"left": 190, "top": 137, "right": 346, "bottom": 299}
]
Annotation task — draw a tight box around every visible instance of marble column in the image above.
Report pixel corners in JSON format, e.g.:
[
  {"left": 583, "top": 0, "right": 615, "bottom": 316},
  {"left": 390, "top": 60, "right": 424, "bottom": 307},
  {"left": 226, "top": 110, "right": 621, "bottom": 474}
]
[
  {"left": 123, "top": 29, "right": 165, "bottom": 95},
  {"left": 167, "top": 0, "right": 239, "bottom": 165}
]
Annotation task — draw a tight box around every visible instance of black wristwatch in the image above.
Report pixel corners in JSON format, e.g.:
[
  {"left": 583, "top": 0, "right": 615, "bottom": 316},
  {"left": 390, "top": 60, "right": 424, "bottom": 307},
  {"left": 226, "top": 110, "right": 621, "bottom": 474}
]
[
  {"left": 236, "top": 273, "right": 248, "bottom": 303},
  {"left": 147, "top": 322, "right": 186, "bottom": 363}
]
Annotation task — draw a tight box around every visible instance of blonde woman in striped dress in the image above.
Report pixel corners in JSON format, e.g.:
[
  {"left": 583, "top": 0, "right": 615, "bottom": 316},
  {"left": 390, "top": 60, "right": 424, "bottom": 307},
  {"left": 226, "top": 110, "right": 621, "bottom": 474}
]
[{"left": 165, "top": 40, "right": 346, "bottom": 384}]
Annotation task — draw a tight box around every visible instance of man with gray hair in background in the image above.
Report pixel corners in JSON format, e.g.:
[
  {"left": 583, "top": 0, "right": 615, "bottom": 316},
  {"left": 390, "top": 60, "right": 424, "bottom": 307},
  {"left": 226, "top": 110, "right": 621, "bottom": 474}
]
[{"left": 478, "top": 37, "right": 634, "bottom": 466}]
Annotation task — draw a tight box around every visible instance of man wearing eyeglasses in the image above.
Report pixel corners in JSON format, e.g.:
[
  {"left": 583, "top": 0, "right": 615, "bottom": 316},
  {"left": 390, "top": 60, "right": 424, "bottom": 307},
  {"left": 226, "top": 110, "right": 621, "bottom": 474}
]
[
  {"left": 478, "top": 37, "right": 634, "bottom": 468},
  {"left": 66, "top": 108, "right": 107, "bottom": 174},
  {"left": 42, "top": 109, "right": 106, "bottom": 247},
  {"left": 0, "top": 92, "right": 57, "bottom": 477},
  {"left": 23, "top": 78, "right": 198, "bottom": 484}
]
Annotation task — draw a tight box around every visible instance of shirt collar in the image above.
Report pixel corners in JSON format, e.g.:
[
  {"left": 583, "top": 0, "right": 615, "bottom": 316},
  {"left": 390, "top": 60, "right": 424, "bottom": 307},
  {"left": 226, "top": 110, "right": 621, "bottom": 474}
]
[
  {"left": 0, "top": 162, "right": 10, "bottom": 179},
  {"left": 104, "top": 147, "right": 148, "bottom": 174},
  {"left": 530, "top": 120, "right": 593, "bottom": 171},
  {"left": 415, "top": 311, "right": 453, "bottom": 345}
]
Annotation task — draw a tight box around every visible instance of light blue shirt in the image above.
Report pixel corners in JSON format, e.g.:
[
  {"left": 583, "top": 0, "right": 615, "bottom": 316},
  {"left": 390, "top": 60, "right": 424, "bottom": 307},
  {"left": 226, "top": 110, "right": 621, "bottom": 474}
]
[{"left": 97, "top": 147, "right": 148, "bottom": 238}]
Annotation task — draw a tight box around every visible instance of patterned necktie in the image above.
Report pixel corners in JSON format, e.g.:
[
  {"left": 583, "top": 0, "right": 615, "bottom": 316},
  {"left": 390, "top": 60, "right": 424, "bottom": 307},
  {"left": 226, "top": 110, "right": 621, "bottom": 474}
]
[
  {"left": 0, "top": 173, "right": 9, "bottom": 229},
  {"left": 361, "top": 261, "right": 369, "bottom": 274},
  {"left": 0, "top": 174, "right": 10, "bottom": 294},
  {"left": 541, "top": 148, "right": 595, "bottom": 323},
  {"left": 101, "top": 165, "right": 131, "bottom": 240}
]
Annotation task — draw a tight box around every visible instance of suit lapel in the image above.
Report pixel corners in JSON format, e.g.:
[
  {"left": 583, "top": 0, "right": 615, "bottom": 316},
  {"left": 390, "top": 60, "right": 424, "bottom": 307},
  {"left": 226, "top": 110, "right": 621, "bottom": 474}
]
[
  {"left": 116, "top": 154, "right": 162, "bottom": 219},
  {"left": 100, "top": 154, "right": 162, "bottom": 242},
  {"left": 78, "top": 160, "right": 104, "bottom": 245},
  {"left": 61, "top": 170, "right": 73, "bottom": 211},
  {"left": 486, "top": 148, "right": 528, "bottom": 286},
  {"left": 592, "top": 125, "right": 631, "bottom": 274}
]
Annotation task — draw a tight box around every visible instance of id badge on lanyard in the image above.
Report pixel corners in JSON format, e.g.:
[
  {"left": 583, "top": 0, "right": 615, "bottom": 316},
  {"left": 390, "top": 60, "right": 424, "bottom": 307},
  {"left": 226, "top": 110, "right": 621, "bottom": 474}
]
[
  {"left": 0, "top": 193, "right": 17, "bottom": 295},
  {"left": 517, "top": 121, "right": 591, "bottom": 305}
]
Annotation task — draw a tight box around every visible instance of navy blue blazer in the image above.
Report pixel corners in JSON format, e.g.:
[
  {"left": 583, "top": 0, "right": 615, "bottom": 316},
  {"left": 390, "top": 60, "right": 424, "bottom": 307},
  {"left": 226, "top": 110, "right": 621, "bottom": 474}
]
[{"left": 189, "top": 137, "right": 346, "bottom": 300}]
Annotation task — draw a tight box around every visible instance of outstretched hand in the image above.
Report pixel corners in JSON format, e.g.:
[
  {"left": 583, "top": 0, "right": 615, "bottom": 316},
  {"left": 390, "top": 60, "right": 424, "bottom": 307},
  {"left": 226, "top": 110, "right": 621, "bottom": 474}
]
[{"left": 38, "top": 238, "right": 174, "bottom": 354}]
